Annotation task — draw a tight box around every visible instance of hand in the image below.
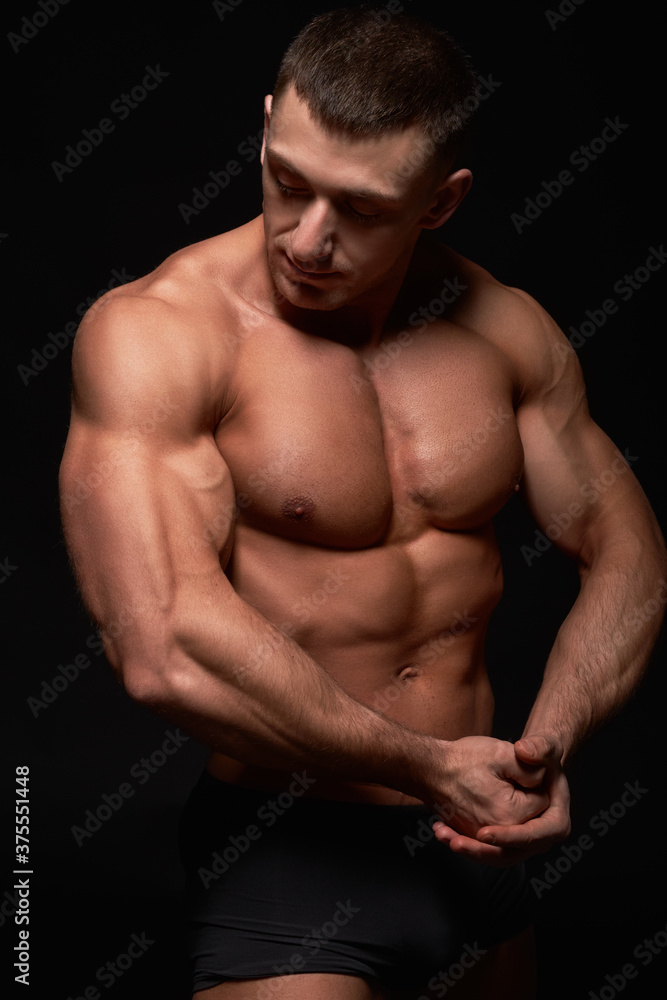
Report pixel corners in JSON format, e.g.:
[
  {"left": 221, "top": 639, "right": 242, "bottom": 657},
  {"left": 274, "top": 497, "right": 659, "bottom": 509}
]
[
  {"left": 432, "top": 733, "right": 571, "bottom": 867},
  {"left": 422, "top": 734, "right": 550, "bottom": 840}
]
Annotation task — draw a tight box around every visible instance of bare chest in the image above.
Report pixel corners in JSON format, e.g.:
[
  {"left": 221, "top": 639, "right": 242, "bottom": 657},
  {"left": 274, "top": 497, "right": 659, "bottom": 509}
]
[{"left": 215, "top": 323, "right": 524, "bottom": 547}]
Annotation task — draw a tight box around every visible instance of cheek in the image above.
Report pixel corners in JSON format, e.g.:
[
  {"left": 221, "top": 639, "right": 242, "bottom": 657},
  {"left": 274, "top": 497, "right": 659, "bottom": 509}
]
[
  {"left": 263, "top": 196, "right": 298, "bottom": 233},
  {"left": 352, "top": 231, "right": 405, "bottom": 269}
]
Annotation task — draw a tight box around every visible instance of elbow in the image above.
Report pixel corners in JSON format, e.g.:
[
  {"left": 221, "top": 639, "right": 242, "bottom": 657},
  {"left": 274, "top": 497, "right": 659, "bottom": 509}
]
[
  {"left": 113, "top": 631, "right": 177, "bottom": 708},
  {"left": 120, "top": 631, "right": 197, "bottom": 710},
  {"left": 122, "top": 664, "right": 169, "bottom": 707}
]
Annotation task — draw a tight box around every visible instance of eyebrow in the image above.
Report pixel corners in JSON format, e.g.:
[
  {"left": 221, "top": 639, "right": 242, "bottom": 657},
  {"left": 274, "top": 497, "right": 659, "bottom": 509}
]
[{"left": 265, "top": 146, "right": 402, "bottom": 205}]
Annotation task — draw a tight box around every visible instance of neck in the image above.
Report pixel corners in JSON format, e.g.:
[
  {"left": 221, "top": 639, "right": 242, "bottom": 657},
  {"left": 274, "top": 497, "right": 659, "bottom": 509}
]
[{"left": 268, "top": 243, "right": 420, "bottom": 350}]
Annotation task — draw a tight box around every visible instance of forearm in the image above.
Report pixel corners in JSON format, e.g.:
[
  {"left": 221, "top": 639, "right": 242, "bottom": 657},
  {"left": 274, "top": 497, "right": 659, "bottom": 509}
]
[
  {"left": 523, "top": 539, "right": 667, "bottom": 762},
  {"left": 126, "top": 580, "right": 440, "bottom": 798}
]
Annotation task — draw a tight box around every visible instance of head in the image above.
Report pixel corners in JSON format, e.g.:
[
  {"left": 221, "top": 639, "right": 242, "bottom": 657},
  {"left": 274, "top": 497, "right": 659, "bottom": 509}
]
[{"left": 261, "top": 6, "right": 478, "bottom": 313}]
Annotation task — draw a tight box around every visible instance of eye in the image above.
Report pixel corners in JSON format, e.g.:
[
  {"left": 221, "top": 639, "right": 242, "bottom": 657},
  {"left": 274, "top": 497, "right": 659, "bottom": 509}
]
[
  {"left": 346, "top": 204, "right": 381, "bottom": 225},
  {"left": 273, "top": 172, "right": 380, "bottom": 223},
  {"left": 274, "top": 178, "right": 306, "bottom": 197}
]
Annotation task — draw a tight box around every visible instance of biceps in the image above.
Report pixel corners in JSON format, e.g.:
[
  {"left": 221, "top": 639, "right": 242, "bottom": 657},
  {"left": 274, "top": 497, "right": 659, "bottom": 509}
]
[{"left": 59, "top": 428, "right": 237, "bottom": 666}]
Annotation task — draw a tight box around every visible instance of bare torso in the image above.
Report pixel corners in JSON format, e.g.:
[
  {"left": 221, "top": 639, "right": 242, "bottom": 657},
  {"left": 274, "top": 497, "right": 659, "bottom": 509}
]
[{"left": 130, "top": 216, "right": 528, "bottom": 804}]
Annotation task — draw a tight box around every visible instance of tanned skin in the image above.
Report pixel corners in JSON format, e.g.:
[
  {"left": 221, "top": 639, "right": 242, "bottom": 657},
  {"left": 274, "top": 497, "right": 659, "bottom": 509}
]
[{"left": 59, "top": 86, "right": 666, "bottom": 999}]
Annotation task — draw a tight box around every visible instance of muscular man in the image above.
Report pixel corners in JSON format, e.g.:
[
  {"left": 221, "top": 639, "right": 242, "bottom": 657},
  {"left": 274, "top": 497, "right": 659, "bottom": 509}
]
[{"left": 58, "top": 9, "right": 665, "bottom": 1000}]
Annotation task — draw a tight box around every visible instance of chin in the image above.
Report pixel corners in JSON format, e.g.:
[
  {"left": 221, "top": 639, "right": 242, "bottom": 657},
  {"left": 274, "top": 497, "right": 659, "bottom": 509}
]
[
  {"left": 284, "top": 286, "right": 352, "bottom": 312},
  {"left": 270, "top": 264, "right": 353, "bottom": 312}
]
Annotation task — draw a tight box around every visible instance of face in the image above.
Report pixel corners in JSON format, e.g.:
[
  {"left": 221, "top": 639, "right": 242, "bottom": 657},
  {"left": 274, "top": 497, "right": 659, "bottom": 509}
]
[{"left": 260, "top": 85, "right": 467, "bottom": 313}]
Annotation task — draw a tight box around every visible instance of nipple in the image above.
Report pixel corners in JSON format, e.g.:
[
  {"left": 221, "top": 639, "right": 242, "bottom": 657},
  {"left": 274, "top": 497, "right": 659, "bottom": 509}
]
[{"left": 282, "top": 495, "right": 316, "bottom": 522}]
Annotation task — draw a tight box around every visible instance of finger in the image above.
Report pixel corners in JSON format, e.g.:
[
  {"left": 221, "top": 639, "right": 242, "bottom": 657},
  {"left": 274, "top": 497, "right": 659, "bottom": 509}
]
[
  {"left": 511, "top": 788, "right": 550, "bottom": 820},
  {"left": 509, "top": 762, "right": 547, "bottom": 788},
  {"left": 433, "top": 822, "right": 543, "bottom": 866},
  {"left": 431, "top": 821, "right": 458, "bottom": 844},
  {"left": 477, "top": 809, "right": 570, "bottom": 849},
  {"left": 499, "top": 751, "right": 548, "bottom": 787},
  {"left": 433, "top": 820, "right": 526, "bottom": 857},
  {"left": 432, "top": 823, "right": 497, "bottom": 853},
  {"left": 432, "top": 822, "right": 490, "bottom": 847},
  {"left": 514, "top": 735, "right": 561, "bottom": 766}
]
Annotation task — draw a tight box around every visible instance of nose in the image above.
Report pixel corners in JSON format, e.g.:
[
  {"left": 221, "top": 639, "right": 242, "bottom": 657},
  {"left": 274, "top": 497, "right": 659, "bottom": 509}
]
[{"left": 290, "top": 200, "right": 333, "bottom": 270}]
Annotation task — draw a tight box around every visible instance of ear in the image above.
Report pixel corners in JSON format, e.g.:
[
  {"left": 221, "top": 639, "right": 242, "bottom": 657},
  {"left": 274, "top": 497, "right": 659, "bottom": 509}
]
[
  {"left": 260, "top": 94, "right": 273, "bottom": 166},
  {"left": 418, "top": 168, "right": 473, "bottom": 229}
]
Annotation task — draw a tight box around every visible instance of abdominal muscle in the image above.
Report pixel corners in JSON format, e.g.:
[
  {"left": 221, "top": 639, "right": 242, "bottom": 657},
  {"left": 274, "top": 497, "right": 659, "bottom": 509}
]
[{"left": 206, "top": 520, "right": 502, "bottom": 805}]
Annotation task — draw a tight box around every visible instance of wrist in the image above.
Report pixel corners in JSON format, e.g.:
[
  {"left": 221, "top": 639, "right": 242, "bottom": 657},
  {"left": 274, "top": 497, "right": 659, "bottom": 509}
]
[{"left": 388, "top": 732, "right": 453, "bottom": 802}]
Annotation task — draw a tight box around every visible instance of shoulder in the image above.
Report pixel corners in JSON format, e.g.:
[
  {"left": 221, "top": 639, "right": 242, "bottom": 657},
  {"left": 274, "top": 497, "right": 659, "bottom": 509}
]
[
  {"left": 75, "top": 229, "right": 236, "bottom": 350},
  {"left": 71, "top": 226, "right": 253, "bottom": 426},
  {"left": 426, "top": 242, "right": 586, "bottom": 406}
]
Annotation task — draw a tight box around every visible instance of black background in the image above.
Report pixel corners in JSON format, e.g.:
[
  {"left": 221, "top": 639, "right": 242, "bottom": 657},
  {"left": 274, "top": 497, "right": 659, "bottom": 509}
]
[{"left": 4, "top": 0, "right": 666, "bottom": 997}]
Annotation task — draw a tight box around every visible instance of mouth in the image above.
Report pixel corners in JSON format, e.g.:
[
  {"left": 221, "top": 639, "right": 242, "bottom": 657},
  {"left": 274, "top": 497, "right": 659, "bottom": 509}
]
[{"left": 283, "top": 252, "right": 340, "bottom": 281}]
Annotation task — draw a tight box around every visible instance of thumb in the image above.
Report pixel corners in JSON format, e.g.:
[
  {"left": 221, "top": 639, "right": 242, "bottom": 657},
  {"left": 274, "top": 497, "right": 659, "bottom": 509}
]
[{"left": 515, "top": 734, "right": 561, "bottom": 765}]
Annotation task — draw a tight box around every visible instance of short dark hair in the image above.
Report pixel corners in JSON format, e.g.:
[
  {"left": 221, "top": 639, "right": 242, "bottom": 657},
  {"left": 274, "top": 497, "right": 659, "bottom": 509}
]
[{"left": 272, "top": 6, "right": 478, "bottom": 172}]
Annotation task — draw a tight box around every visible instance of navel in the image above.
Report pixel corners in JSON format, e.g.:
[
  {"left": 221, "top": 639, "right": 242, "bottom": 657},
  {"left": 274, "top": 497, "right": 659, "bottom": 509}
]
[
  {"left": 281, "top": 495, "right": 316, "bottom": 522},
  {"left": 396, "top": 664, "right": 420, "bottom": 680}
]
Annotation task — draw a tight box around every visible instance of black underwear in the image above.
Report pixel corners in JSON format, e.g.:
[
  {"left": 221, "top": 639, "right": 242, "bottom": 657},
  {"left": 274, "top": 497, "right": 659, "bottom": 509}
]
[{"left": 178, "top": 769, "right": 533, "bottom": 993}]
